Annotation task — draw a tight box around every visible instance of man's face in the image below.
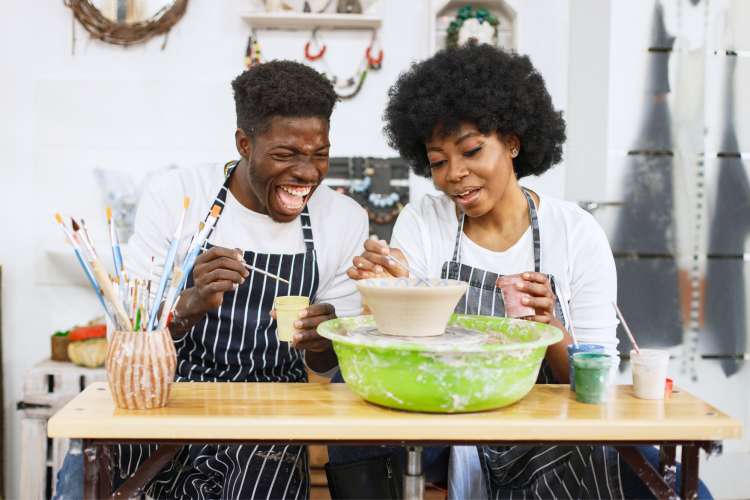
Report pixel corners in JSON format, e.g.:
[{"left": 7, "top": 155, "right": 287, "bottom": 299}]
[{"left": 241, "top": 116, "right": 330, "bottom": 223}]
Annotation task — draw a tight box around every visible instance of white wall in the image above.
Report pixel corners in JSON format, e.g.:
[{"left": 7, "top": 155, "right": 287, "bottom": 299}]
[{"left": 0, "top": 1, "right": 571, "bottom": 498}]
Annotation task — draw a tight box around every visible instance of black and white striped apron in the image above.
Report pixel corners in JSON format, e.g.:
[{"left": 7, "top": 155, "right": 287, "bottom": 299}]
[
  {"left": 442, "top": 189, "right": 624, "bottom": 499},
  {"left": 115, "top": 162, "right": 317, "bottom": 499}
]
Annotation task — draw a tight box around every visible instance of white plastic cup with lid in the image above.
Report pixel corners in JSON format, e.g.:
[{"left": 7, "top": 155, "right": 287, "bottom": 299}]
[{"left": 631, "top": 349, "right": 669, "bottom": 400}]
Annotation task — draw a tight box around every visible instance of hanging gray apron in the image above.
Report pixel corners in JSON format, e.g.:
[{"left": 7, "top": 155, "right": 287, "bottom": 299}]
[
  {"left": 115, "top": 162, "right": 317, "bottom": 499},
  {"left": 442, "top": 189, "right": 624, "bottom": 499}
]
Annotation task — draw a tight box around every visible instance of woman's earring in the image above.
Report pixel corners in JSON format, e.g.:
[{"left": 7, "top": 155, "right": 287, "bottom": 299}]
[{"left": 511, "top": 149, "right": 519, "bottom": 158}]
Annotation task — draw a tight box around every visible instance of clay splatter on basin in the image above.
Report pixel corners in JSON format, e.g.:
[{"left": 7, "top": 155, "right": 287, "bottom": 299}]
[{"left": 318, "top": 314, "right": 562, "bottom": 413}]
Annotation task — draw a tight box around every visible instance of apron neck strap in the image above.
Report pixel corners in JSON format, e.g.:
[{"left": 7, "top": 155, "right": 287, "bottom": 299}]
[{"left": 451, "top": 188, "right": 542, "bottom": 272}]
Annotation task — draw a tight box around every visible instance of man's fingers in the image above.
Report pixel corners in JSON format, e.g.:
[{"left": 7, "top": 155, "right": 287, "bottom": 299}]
[
  {"left": 199, "top": 269, "right": 245, "bottom": 286},
  {"left": 196, "top": 246, "right": 243, "bottom": 264},
  {"left": 198, "top": 256, "right": 248, "bottom": 278},
  {"left": 301, "top": 303, "right": 335, "bottom": 318},
  {"left": 206, "top": 280, "right": 236, "bottom": 294}
]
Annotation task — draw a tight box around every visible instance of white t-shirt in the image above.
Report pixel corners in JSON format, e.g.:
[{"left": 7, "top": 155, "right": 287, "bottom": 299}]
[
  {"left": 125, "top": 163, "right": 369, "bottom": 318},
  {"left": 390, "top": 192, "right": 620, "bottom": 355}
]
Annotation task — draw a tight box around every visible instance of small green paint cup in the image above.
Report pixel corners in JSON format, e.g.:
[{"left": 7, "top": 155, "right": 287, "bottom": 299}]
[
  {"left": 274, "top": 296, "right": 309, "bottom": 342},
  {"left": 573, "top": 352, "right": 612, "bottom": 404}
]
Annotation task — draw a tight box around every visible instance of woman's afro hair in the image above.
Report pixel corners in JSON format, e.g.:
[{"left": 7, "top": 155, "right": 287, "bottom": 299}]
[{"left": 383, "top": 43, "right": 566, "bottom": 178}]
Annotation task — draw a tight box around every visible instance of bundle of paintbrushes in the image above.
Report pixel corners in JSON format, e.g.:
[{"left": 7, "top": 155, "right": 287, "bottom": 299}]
[{"left": 54, "top": 197, "right": 227, "bottom": 333}]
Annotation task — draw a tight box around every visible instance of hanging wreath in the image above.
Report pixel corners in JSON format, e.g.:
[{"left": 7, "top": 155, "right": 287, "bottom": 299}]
[
  {"left": 446, "top": 5, "right": 499, "bottom": 49},
  {"left": 64, "top": 0, "right": 189, "bottom": 48}
]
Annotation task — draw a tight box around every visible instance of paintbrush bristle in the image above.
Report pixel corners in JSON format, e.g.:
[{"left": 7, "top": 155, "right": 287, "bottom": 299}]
[
  {"left": 106, "top": 207, "right": 112, "bottom": 222},
  {"left": 183, "top": 196, "right": 191, "bottom": 209},
  {"left": 54, "top": 213, "right": 63, "bottom": 224},
  {"left": 70, "top": 217, "right": 80, "bottom": 232}
]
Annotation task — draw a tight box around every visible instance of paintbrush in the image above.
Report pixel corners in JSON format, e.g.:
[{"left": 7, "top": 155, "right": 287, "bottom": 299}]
[
  {"left": 177, "top": 205, "right": 222, "bottom": 292},
  {"left": 242, "top": 261, "right": 290, "bottom": 284},
  {"left": 383, "top": 254, "right": 432, "bottom": 286},
  {"left": 187, "top": 205, "right": 221, "bottom": 258},
  {"left": 89, "top": 257, "right": 132, "bottom": 330},
  {"left": 192, "top": 241, "right": 290, "bottom": 285},
  {"left": 612, "top": 302, "right": 640, "bottom": 355},
  {"left": 157, "top": 266, "right": 184, "bottom": 330},
  {"left": 106, "top": 207, "right": 125, "bottom": 283},
  {"left": 70, "top": 219, "right": 132, "bottom": 329},
  {"left": 147, "top": 196, "right": 191, "bottom": 330},
  {"left": 71, "top": 218, "right": 97, "bottom": 259},
  {"left": 54, "top": 213, "right": 115, "bottom": 323},
  {"left": 79, "top": 219, "right": 97, "bottom": 256}
]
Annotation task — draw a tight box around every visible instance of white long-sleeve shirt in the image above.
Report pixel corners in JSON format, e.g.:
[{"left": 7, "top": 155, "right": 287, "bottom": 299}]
[
  {"left": 390, "top": 192, "right": 620, "bottom": 355},
  {"left": 125, "top": 163, "right": 368, "bottom": 318}
]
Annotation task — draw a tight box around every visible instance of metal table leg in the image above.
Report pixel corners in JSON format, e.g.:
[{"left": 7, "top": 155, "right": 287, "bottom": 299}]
[
  {"left": 404, "top": 446, "right": 425, "bottom": 500},
  {"left": 615, "top": 446, "right": 676, "bottom": 500},
  {"left": 659, "top": 445, "right": 677, "bottom": 491},
  {"left": 82, "top": 440, "right": 112, "bottom": 500},
  {"left": 680, "top": 445, "right": 700, "bottom": 500},
  {"left": 112, "top": 444, "right": 181, "bottom": 498}
]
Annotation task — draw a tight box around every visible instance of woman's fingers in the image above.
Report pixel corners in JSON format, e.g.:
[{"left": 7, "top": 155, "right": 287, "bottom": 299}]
[
  {"left": 346, "top": 266, "right": 382, "bottom": 280},
  {"left": 516, "top": 280, "right": 552, "bottom": 298},
  {"left": 522, "top": 295, "right": 554, "bottom": 312},
  {"left": 353, "top": 255, "right": 384, "bottom": 273},
  {"left": 521, "top": 272, "right": 550, "bottom": 285},
  {"left": 528, "top": 315, "right": 553, "bottom": 324},
  {"left": 363, "top": 238, "right": 390, "bottom": 254},
  {"left": 348, "top": 240, "right": 410, "bottom": 280}
]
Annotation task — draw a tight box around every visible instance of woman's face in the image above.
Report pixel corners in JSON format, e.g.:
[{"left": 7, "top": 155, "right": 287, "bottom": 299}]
[{"left": 426, "top": 122, "right": 518, "bottom": 218}]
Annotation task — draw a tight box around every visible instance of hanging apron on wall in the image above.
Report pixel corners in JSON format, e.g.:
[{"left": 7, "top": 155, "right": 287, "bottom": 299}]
[
  {"left": 441, "top": 190, "right": 624, "bottom": 499},
  {"left": 115, "top": 162, "right": 318, "bottom": 499}
]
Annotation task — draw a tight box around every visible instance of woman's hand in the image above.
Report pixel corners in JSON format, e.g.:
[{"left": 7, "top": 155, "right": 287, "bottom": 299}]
[
  {"left": 517, "top": 272, "right": 562, "bottom": 328},
  {"left": 518, "top": 272, "right": 572, "bottom": 383},
  {"left": 346, "top": 239, "right": 409, "bottom": 280}
]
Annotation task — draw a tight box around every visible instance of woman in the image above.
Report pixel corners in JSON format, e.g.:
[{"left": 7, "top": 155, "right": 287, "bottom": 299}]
[{"left": 347, "top": 43, "right": 710, "bottom": 499}]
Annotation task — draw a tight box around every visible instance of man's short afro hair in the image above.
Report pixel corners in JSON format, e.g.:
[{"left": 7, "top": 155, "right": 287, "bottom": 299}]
[
  {"left": 383, "top": 43, "right": 566, "bottom": 179},
  {"left": 231, "top": 60, "right": 338, "bottom": 135}
]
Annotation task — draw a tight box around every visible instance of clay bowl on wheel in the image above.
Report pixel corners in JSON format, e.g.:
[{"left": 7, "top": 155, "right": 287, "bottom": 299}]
[
  {"left": 317, "top": 314, "right": 563, "bottom": 413},
  {"left": 356, "top": 278, "right": 468, "bottom": 337}
]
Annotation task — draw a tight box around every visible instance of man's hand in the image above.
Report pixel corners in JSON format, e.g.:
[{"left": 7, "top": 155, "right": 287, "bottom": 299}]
[{"left": 187, "top": 246, "right": 249, "bottom": 315}]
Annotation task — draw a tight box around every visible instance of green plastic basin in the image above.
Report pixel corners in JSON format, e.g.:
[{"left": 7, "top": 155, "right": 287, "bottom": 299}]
[{"left": 317, "top": 314, "right": 563, "bottom": 413}]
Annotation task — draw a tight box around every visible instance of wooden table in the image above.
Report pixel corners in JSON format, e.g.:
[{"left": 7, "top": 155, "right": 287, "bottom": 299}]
[{"left": 48, "top": 382, "right": 741, "bottom": 500}]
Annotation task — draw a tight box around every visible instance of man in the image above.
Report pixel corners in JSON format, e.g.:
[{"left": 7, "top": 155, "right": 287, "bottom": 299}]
[{"left": 115, "top": 60, "right": 369, "bottom": 499}]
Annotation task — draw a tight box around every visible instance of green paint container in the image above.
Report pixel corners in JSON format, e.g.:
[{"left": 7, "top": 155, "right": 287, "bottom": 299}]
[
  {"left": 317, "top": 314, "right": 562, "bottom": 413},
  {"left": 572, "top": 353, "right": 612, "bottom": 404}
]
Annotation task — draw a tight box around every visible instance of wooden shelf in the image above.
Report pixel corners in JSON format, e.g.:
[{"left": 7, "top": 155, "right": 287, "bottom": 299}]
[{"left": 241, "top": 11, "right": 381, "bottom": 30}]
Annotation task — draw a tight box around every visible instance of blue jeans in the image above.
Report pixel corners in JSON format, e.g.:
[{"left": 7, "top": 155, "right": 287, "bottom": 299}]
[{"left": 53, "top": 440, "right": 83, "bottom": 500}]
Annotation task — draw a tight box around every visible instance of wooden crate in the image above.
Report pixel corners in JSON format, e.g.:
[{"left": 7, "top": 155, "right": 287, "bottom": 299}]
[{"left": 18, "top": 359, "right": 106, "bottom": 500}]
